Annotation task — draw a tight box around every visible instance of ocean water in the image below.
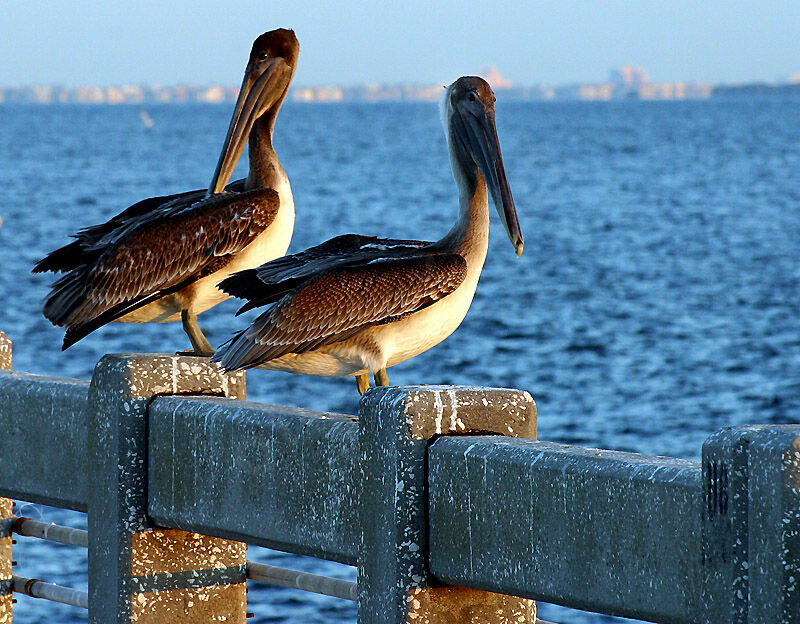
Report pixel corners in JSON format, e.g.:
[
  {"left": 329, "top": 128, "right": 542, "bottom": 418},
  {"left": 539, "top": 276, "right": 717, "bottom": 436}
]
[{"left": 1, "top": 99, "right": 799, "bottom": 623}]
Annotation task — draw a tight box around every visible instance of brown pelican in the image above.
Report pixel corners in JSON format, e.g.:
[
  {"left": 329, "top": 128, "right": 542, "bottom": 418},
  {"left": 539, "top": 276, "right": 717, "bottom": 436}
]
[
  {"left": 213, "top": 76, "right": 523, "bottom": 393},
  {"left": 34, "top": 29, "right": 299, "bottom": 355}
]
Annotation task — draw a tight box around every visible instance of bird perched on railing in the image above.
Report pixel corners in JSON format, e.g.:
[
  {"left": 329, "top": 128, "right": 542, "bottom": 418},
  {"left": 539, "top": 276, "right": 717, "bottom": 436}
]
[
  {"left": 213, "top": 76, "right": 524, "bottom": 393},
  {"left": 34, "top": 29, "right": 299, "bottom": 355}
]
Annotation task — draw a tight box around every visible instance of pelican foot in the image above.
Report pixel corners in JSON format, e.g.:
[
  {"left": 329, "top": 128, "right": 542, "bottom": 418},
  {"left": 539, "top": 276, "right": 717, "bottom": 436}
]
[
  {"left": 176, "top": 348, "right": 215, "bottom": 357},
  {"left": 374, "top": 368, "right": 390, "bottom": 387},
  {"left": 356, "top": 374, "right": 370, "bottom": 395}
]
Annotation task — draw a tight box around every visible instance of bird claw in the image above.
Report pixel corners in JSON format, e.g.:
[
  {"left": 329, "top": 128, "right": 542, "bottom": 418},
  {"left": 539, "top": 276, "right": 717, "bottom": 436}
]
[{"left": 176, "top": 349, "right": 215, "bottom": 357}]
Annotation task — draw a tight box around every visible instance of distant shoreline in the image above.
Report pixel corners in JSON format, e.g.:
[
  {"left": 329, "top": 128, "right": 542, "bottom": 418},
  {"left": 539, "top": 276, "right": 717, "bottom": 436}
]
[{"left": 1, "top": 81, "right": 798, "bottom": 105}]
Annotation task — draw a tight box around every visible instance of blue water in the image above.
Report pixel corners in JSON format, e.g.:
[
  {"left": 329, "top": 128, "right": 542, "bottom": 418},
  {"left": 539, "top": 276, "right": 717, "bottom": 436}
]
[{"left": 1, "top": 100, "right": 799, "bottom": 622}]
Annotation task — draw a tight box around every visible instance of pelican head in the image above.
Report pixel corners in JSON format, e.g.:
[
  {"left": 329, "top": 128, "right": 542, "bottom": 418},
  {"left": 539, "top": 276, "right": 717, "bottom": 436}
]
[
  {"left": 208, "top": 29, "right": 300, "bottom": 194},
  {"left": 444, "top": 76, "right": 524, "bottom": 256}
]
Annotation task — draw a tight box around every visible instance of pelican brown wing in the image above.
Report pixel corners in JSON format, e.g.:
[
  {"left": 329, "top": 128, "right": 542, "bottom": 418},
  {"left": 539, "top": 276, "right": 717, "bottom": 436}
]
[
  {"left": 33, "top": 179, "right": 247, "bottom": 274},
  {"left": 250, "top": 234, "right": 429, "bottom": 284},
  {"left": 219, "top": 234, "right": 433, "bottom": 312},
  {"left": 214, "top": 252, "right": 467, "bottom": 371},
  {"left": 43, "top": 188, "right": 279, "bottom": 344}
]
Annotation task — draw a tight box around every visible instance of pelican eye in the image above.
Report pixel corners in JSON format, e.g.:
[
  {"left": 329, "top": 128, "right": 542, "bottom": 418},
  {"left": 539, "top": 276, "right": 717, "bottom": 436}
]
[
  {"left": 468, "top": 91, "right": 477, "bottom": 101},
  {"left": 258, "top": 51, "right": 270, "bottom": 61}
]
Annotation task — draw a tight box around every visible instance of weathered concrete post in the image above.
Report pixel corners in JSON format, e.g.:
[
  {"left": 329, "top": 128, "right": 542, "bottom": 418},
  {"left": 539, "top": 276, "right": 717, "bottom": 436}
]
[
  {"left": 359, "top": 385, "right": 538, "bottom": 624},
  {"left": 702, "top": 425, "right": 800, "bottom": 623},
  {"left": 0, "top": 332, "right": 12, "bottom": 623},
  {"left": 0, "top": 333, "right": 10, "bottom": 371},
  {"left": 702, "top": 426, "right": 751, "bottom": 623},
  {"left": 87, "top": 354, "right": 247, "bottom": 624}
]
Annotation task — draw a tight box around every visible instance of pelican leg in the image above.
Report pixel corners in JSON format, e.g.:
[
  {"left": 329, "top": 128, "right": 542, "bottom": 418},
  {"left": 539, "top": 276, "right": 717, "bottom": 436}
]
[
  {"left": 180, "top": 310, "right": 214, "bottom": 356},
  {"left": 374, "top": 368, "right": 390, "bottom": 387},
  {"left": 356, "top": 374, "right": 371, "bottom": 395}
]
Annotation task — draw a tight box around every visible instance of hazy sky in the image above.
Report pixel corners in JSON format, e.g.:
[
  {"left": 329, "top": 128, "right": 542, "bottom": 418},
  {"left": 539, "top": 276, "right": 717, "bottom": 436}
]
[{"left": 3, "top": 1, "right": 800, "bottom": 87}]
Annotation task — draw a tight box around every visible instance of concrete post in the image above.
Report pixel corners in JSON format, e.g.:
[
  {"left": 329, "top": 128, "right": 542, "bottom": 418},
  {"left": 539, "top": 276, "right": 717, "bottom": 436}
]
[
  {"left": 87, "top": 354, "right": 247, "bottom": 624},
  {"left": 745, "top": 426, "right": 800, "bottom": 623},
  {"left": 0, "top": 332, "right": 12, "bottom": 623},
  {"left": 702, "top": 425, "right": 800, "bottom": 623},
  {"left": 701, "top": 427, "right": 751, "bottom": 623},
  {"left": 0, "top": 333, "right": 10, "bottom": 371},
  {"left": 0, "top": 498, "right": 10, "bottom": 624},
  {"left": 359, "top": 385, "right": 537, "bottom": 624}
]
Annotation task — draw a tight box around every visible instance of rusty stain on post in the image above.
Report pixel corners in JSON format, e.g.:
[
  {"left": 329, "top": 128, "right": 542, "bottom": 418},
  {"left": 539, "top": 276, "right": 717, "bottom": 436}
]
[
  {"left": 407, "top": 586, "right": 536, "bottom": 623},
  {"left": 130, "top": 530, "right": 246, "bottom": 576},
  {"left": 0, "top": 332, "right": 11, "bottom": 371}
]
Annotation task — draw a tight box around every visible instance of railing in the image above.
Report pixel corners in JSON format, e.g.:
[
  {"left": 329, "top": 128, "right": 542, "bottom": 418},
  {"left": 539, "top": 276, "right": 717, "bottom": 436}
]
[{"left": 0, "top": 329, "right": 797, "bottom": 623}]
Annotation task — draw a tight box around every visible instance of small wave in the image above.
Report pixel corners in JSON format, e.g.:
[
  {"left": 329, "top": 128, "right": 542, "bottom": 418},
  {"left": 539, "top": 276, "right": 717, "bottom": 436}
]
[{"left": 565, "top": 341, "right": 607, "bottom": 355}]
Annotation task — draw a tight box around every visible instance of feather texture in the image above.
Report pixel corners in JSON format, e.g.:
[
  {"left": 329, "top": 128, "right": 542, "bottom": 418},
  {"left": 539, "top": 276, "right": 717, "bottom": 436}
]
[
  {"left": 40, "top": 185, "right": 279, "bottom": 343},
  {"left": 214, "top": 249, "right": 466, "bottom": 370},
  {"left": 33, "top": 179, "right": 247, "bottom": 274},
  {"left": 218, "top": 234, "right": 430, "bottom": 312}
]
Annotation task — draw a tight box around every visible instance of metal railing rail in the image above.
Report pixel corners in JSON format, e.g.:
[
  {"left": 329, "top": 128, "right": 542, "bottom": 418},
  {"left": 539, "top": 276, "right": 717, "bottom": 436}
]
[
  {"left": 147, "top": 394, "right": 361, "bottom": 564},
  {"left": 247, "top": 561, "right": 357, "bottom": 601},
  {"left": 0, "top": 371, "right": 88, "bottom": 511},
  {"left": 12, "top": 575, "right": 88, "bottom": 609},
  {"left": 0, "top": 331, "right": 797, "bottom": 624},
  {"left": 12, "top": 517, "right": 358, "bottom": 601},
  {"left": 11, "top": 519, "right": 562, "bottom": 621},
  {"left": 12, "top": 517, "right": 88, "bottom": 548}
]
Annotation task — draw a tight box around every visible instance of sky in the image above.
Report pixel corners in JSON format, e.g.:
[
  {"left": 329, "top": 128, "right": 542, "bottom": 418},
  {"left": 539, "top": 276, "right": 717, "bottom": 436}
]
[{"left": 2, "top": 0, "right": 800, "bottom": 88}]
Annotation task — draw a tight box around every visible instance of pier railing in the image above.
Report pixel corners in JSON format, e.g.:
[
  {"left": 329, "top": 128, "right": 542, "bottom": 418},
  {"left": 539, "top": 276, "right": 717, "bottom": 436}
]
[{"left": 0, "top": 329, "right": 797, "bottom": 623}]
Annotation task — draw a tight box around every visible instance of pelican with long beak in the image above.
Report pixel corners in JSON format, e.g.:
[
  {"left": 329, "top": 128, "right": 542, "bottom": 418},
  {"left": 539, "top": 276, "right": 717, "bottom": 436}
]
[
  {"left": 34, "top": 29, "right": 299, "bottom": 354},
  {"left": 213, "top": 76, "right": 523, "bottom": 393}
]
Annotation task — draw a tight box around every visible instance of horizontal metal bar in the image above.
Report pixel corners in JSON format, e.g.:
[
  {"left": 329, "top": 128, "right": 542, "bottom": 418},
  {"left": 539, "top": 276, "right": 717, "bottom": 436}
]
[
  {"left": 12, "top": 574, "right": 88, "bottom": 609},
  {"left": 10, "top": 515, "right": 357, "bottom": 602},
  {"left": 9, "top": 517, "right": 558, "bottom": 613},
  {"left": 0, "top": 371, "right": 89, "bottom": 511},
  {"left": 12, "top": 516, "right": 88, "bottom": 547},
  {"left": 246, "top": 561, "right": 357, "bottom": 601},
  {"left": 429, "top": 437, "right": 702, "bottom": 624},
  {"left": 148, "top": 396, "right": 360, "bottom": 564}
]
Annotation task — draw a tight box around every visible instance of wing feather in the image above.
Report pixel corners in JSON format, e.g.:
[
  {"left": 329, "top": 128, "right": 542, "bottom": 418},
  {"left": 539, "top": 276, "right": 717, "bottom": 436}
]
[
  {"left": 43, "top": 188, "right": 279, "bottom": 329},
  {"left": 255, "top": 234, "right": 429, "bottom": 283},
  {"left": 218, "top": 234, "right": 433, "bottom": 311},
  {"left": 214, "top": 253, "right": 467, "bottom": 371},
  {"left": 33, "top": 178, "right": 247, "bottom": 274}
]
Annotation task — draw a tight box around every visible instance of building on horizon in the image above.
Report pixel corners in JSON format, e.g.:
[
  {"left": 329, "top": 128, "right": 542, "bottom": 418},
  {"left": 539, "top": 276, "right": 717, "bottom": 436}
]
[
  {"left": 610, "top": 66, "right": 649, "bottom": 93},
  {"left": 2, "top": 67, "right": 790, "bottom": 105}
]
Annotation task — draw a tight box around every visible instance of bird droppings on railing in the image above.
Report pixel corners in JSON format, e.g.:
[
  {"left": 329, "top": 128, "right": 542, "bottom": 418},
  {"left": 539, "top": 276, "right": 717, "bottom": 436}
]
[{"left": 398, "top": 385, "right": 536, "bottom": 439}]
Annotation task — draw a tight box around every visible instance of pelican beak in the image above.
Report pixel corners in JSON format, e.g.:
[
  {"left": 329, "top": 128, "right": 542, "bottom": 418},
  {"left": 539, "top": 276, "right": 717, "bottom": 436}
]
[
  {"left": 207, "top": 57, "right": 293, "bottom": 195},
  {"left": 456, "top": 103, "right": 524, "bottom": 256}
]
